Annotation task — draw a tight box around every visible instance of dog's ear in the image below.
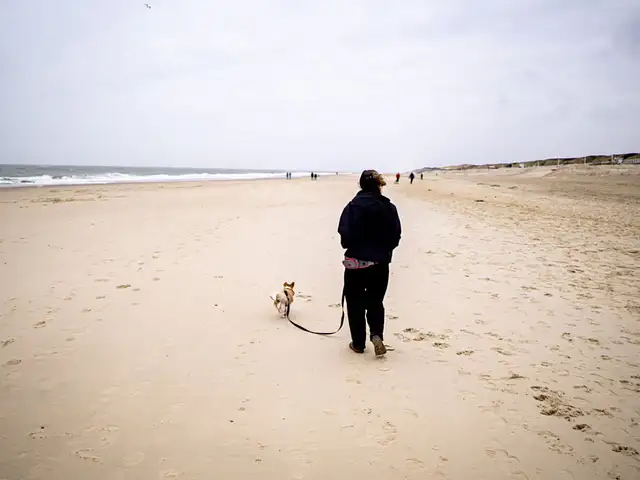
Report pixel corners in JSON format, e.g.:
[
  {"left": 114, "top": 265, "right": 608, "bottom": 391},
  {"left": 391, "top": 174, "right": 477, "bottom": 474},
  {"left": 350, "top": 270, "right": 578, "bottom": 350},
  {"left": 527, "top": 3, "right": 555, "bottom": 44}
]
[{"left": 290, "top": 281, "right": 295, "bottom": 288}]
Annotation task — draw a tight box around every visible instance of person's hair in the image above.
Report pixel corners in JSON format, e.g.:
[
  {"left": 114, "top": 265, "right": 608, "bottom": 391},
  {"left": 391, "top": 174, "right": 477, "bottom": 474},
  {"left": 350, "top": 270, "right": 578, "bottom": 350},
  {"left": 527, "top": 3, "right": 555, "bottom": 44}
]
[{"left": 359, "top": 170, "right": 386, "bottom": 192}]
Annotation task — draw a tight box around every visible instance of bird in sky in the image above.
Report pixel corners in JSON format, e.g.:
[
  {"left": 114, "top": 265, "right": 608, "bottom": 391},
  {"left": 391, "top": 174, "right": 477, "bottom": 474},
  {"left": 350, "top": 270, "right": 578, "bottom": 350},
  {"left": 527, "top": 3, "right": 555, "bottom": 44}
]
[{"left": 144, "top": 3, "right": 151, "bottom": 8}]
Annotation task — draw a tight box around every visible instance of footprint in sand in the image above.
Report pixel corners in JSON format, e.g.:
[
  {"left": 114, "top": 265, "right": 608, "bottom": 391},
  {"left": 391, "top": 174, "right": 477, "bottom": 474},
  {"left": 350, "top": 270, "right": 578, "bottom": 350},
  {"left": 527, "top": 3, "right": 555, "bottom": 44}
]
[
  {"left": 591, "top": 408, "right": 614, "bottom": 418},
  {"left": 530, "top": 385, "right": 583, "bottom": 419},
  {"left": 537, "top": 430, "right": 574, "bottom": 455},
  {"left": 484, "top": 448, "right": 519, "bottom": 461},
  {"left": 346, "top": 375, "right": 362, "bottom": 385},
  {"left": 75, "top": 448, "right": 101, "bottom": 463},
  {"left": 1, "top": 338, "right": 15, "bottom": 348},
  {"left": 28, "top": 430, "right": 48, "bottom": 440},
  {"left": 578, "top": 454, "right": 599, "bottom": 464},
  {"left": 405, "top": 457, "right": 426, "bottom": 469},
  {"left": 492, "top": 347, "right": 515, "bottom": 356},
  {"left": 573, "top": 423, "right": 591, "bottom": 432},
  {"left": 479, "top": 400, "right": 504, "bottom": 413},
  {"left": 456, "top": 349, "right": 474, "bottom": 356},
  {"left": 404, "top": 408, "right": 419, "bottom": 418},
  {"left": 33, "top": 321, "right": 47, "bottom": 328},
  {"left": 608, "top": 443, "right": 639, "bottom": 457},
  {"left": 395, "top": 328, "right": 443, "bottom": 342},
  {"left": 619, "top": 379, "right": 640, "bottom": 393},
  {"left": 161, "top": 471, "right": 181, "bottom": 478},
  {"left": 4, "top": 359, "right": 22, "bottom": 366},
  {"left": 561, "top": 332, "right": 573, "bottom": 342},
  {"left": 433, "top": 342, "right": 450, "bottom": 349},
  {"left": 377, "top": 421, "right": 397, "bottom": 446},
  {"left": 574, "top": 384, "right": 593, "bottom": 393}
]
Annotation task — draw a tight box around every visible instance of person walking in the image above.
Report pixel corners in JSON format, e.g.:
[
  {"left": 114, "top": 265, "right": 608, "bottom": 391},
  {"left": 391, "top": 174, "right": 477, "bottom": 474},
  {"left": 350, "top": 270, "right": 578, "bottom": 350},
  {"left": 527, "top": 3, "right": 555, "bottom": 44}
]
[
  {"left": 409, "top": 172, "right": 415, "bottom": 184},
  {"left": 420, "top": 172, "right": 423, "bottom": 180},
  {"left": 395, "top": 172, "right": 400, "bottom": 183},
  {"left": 338, "top": 170, "right": 402, "bottom": 356}
]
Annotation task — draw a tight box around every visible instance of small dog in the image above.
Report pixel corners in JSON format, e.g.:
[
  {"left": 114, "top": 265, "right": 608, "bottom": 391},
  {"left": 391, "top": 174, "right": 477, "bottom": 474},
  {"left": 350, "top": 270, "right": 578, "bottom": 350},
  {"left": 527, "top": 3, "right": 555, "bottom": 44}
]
[{"left": 270, "top": 281, "right": 295, "bottom": 318}]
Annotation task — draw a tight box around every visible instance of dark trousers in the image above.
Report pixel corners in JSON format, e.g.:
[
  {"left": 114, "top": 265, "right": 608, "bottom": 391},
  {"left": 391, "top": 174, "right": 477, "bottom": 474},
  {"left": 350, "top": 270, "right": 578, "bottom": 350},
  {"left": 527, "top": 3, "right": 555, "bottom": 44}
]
[{"left": 344, "top": 263, "right": 389, "bottom": 350}]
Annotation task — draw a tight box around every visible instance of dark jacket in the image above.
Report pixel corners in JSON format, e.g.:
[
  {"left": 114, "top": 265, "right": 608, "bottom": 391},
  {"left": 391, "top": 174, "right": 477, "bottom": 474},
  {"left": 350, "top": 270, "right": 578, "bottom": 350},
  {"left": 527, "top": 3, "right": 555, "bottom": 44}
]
[{"left": 338, "top": 191, "right": 402, "bottom": 264}]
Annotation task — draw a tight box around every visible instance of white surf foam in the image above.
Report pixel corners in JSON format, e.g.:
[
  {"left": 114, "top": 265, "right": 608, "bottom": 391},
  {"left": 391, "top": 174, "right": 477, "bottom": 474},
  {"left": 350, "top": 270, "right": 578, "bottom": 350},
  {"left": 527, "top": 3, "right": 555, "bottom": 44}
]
[{"left": 0, "top": 171, "right": 333, "bottom": 188}]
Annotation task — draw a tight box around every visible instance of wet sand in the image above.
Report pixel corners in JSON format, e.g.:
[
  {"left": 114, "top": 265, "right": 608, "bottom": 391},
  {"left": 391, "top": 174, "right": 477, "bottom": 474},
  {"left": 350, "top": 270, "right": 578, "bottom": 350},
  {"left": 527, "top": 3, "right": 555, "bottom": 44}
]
[{"left": 1, "top": 167, "right": 639, "bottom": 479}]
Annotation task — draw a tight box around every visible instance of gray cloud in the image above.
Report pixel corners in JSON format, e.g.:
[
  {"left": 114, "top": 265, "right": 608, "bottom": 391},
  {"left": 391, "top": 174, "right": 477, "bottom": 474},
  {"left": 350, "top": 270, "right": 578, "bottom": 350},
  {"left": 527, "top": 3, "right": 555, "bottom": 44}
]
[{"left": 1, "top": 0, "right": 638, "bottom": 171}]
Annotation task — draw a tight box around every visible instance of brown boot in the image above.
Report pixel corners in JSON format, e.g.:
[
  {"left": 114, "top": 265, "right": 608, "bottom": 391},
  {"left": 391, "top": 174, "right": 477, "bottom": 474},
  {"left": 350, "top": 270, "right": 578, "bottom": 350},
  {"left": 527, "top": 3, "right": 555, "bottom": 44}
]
[{"left": 371, "top": 336, "right": 387, "bottom": 356}]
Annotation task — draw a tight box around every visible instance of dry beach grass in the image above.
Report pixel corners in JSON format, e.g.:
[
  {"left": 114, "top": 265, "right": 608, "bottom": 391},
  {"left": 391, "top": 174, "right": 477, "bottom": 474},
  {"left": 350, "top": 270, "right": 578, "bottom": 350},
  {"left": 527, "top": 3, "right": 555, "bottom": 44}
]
[{"left": 1, "top": 167, "right": 639, "bottom": 479}]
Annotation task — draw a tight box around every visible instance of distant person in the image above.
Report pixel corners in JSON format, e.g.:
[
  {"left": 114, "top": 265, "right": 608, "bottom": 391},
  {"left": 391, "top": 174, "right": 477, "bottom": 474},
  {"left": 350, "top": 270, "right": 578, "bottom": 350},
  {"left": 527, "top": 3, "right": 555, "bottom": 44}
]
[
  {"left": 395, "top": 172, "right": 400, "bottom": 183},
  {"left": 338, "top": 170, "right": 402, "bottom": 356},
  {"left": 409, "top": 172, "right": 415, "bottom": 184},
  {"left": 420, "top": 173, "right": 423, "bottom": 180}
]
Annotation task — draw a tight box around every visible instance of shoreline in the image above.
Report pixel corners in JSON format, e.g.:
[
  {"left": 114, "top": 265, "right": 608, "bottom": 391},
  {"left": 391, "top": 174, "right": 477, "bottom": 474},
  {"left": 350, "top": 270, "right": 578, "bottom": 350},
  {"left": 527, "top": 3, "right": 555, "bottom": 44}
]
[
  {"left": 0, "top": 173, "right": 354, "bottom": 193},
  {"left": 0, "top": 165, "right": 348, "bottom": 190}
]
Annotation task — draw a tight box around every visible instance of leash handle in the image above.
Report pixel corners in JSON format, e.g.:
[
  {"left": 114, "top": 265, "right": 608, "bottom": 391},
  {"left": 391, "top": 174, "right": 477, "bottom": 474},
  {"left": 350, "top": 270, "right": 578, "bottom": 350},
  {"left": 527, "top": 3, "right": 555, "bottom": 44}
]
[{"left": 286, "top": 286, "right": 345, "bottom": 336}]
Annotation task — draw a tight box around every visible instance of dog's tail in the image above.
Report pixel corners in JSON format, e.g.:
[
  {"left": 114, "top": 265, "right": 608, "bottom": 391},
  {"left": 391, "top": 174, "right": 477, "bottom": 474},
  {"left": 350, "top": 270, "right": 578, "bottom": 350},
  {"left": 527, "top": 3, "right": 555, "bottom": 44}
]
[{"left": 269, "top": 295, "right": 278, "bottom": 306}]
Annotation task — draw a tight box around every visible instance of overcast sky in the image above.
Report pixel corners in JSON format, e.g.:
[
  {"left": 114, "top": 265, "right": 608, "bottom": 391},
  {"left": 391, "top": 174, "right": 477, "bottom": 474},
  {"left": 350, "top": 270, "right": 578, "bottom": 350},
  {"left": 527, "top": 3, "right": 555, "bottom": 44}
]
[{"left": 1, "top": 0, "right": 638, "bottom": 171}]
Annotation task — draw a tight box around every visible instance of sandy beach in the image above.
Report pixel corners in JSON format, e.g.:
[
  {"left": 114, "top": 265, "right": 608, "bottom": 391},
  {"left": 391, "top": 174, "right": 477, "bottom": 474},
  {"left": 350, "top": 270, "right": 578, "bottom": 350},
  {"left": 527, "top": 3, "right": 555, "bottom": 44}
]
[{"left": 1, "top": 167, "right": 639, "bottom": 479}]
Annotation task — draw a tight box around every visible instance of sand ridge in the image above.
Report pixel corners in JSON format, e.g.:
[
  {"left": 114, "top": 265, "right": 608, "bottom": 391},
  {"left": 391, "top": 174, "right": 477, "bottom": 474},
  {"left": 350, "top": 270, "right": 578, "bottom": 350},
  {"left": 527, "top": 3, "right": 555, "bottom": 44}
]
[{"left": 1, "top": 169, "right": 639, "bottom": 479}]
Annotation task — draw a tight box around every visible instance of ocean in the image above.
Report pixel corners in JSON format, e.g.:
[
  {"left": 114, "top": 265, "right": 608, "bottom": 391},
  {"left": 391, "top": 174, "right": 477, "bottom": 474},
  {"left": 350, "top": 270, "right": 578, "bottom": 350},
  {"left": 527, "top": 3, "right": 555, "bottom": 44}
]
[{"left": 0, "top": 164, "right": 325, "bottom": 188}]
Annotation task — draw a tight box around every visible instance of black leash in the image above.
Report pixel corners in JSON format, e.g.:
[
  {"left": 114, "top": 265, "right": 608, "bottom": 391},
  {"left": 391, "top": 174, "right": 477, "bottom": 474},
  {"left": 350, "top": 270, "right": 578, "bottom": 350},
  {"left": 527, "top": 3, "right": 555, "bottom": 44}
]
[{"left": 285, "top": 286, "right": 345, "bottom": 336}]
